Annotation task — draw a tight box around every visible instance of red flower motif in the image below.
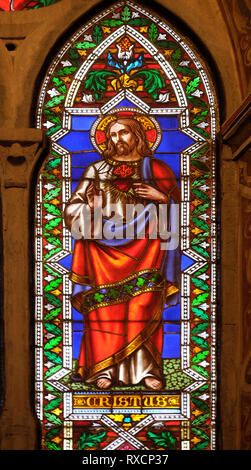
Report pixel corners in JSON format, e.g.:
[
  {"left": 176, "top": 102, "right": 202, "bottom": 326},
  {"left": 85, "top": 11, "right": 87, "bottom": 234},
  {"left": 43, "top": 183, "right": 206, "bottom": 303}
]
[{"left": 113, "top": 164, "right": 134, "bottom": 178}]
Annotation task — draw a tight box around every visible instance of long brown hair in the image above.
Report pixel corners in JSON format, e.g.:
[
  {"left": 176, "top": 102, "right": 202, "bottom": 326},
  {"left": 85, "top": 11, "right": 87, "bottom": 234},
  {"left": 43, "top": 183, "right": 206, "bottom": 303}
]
[{"left": 103, "top": 118, "right": 153, "bottom": 159}]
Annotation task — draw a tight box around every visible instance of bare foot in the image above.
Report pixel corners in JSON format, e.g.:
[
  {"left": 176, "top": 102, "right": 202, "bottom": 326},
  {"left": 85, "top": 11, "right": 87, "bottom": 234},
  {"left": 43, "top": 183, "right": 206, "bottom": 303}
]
[
  {"left": 145, "top": 377, "right": 162, "bottom": 390},
  {"left": 96, "top": 378, "right": 112, "bottom": 389}
]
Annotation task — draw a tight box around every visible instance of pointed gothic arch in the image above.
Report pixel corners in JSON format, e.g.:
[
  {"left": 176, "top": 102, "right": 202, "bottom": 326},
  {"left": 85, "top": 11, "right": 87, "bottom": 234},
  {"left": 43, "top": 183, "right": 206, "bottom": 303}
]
[{"left": 34, "top": 0, "right": 219, "bottom": 451}]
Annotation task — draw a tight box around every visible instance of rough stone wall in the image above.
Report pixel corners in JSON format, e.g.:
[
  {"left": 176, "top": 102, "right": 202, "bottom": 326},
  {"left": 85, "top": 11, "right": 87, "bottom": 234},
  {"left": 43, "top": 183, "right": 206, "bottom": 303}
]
[{"left": 0, "top": 0, "right": 250, "bottom": 449}]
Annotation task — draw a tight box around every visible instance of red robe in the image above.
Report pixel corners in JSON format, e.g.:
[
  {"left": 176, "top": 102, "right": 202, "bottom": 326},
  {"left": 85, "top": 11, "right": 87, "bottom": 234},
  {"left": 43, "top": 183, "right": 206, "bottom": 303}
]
[{"left": 69, "top": 159, "right": 180, "bottom": 381}]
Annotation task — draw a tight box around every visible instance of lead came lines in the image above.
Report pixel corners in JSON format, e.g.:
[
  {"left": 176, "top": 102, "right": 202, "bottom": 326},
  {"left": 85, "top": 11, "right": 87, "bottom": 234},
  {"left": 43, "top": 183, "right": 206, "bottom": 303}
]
[{"left": 35, "top": 0, "right": 217, "bottom": 451}]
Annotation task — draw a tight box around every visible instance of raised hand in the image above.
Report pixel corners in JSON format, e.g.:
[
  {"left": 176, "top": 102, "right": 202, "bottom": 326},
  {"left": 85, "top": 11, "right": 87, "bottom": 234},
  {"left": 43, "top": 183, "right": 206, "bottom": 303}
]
[
  {"left": 133, "top": 183, "right": 168, "bottom": 203},
  {"left": 86, "top": 181, "right": 103, "bottom": 210}
]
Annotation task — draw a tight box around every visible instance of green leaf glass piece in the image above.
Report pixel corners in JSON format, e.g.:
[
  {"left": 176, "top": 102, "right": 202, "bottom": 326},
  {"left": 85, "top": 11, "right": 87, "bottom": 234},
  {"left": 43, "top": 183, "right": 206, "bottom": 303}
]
[
  {"left": 57, "top": 84, "right": 67, "bottom": 94},
  {"left": 192, "top": 441, "right": 209, "bottom": 450},
  {"left": 45, "top": 95, "right": 65, "bottom": 108},
  {"left": 44, "top": 217, "right": 61, "bottom": 232},
  {"left": 176, "top": 66, "right": 198, "bottom": 77},
  {"left": 192, "top": 217, "right": 209, "bottom": 231},
  {"left": 44, "top": 336, "right": 62, "bottom": 351},
  {"left": 52, "top": 77, "right": 64, "bottom": 88},
  {"left": 121, "top": 5, "right": 131, "bottom": 21},
  {"left": 44, "top": 323, "right": 61, "bottom": 336},
  {"left": 44, "top": 382, "right": 59, "bottom": 393},
  {"left": 44, "top": 364, "right": 61, "bottom": 379},
  {"left": 192, "top": 350, "right": 209, "bottom": 363},
  {"left": 55, "top": 66, "right": 77, "bottom": 76},
  {"left": 192, "top": 412, "right": 210, "bottom": 426},
  {"left": 192, "top": 175, "right": 210, "bottom": 188},
  {"left": 93, "top": 293, "right": 105, "bottom": 302},
  {"left": 193, "top": 264, "right": 209, "bottom": 276},
  {"left": 191, "top": 145, "right": 209, "bottom": 159},
  {"left": 191, "top": 144, "right": 209, "bottom": 161},
  {"left": 73, "top": 41, "right": 96, "bottom": 50},
  {"left": 44, "top": 234, "right": 62, "bottom": 247},
  {"left": 101, "top": 19, "right": 124, "bottom": 26},
  {"left": 44, "top": 307, "right": 61, "bottom": 321},
  {"left": 188, "top": 95, "right": 208, "bottom": 108},
  {"left": 191, "top": 277, "right": 209, "bottom": 290},
  {"left": 85, "top": 70, "right": 116, "bottom": 96},
  {"left": 45, "top": 157, "right": 61, "bottom": 170},
  {"left": 92, "top": 24, "right": 102, "bottom": 44},
  {"left": 147, "top": 431, "right": 176, "bottom": 450},
  {"left": 44, "top": 441, "right": 61, "bottom": 450},
  {"left": 191, "top": 322, "right": 209, "bottom": 334},
  {"left": 44, "top": 187, "right": 61, "bottom": 201},
  {"left": 155, "top": 40, "right": 177, "bottom": 49},
  {"left": 133, "top": 69, "right": 165, "bottom": 99},
  {"left": 44, "top": 203, "right": 61, "bottom": 217},
  {"left": 191, "top": 335, "right": 208, "bottom": 349},
  {"left": 44, "top": 292, "right": 62, "bottom": 307},
  {"left": 191, "top": 110, "right": 209, "bottom": 124},
  {"left": 192, "top": 189, "right": 210, "bottom": 202},
  {"left": 191, "top": 427, "right": 210, "bottom": 441},
  {"left": 191, "top": 245, "right": 209, "bottom": 258},
  {"left": 191, "top": 234, "right": 210, "bottom": 246},
  {"left": 170, "top": 48, "right": 182, "bottom": 65},
  {"left": 191, "top": 159, "right": 210, "bottom": 173},
  {"left": 186, "top": 77, "right": 200, "bottom": 94},
  {"left": 191, "top": 307, "right": 209, "bottom": 320},
  {"left": 192, "top": 126, "right": 210, "bottom": 139},
  {"left": 45, "top": 426, "right": 62, "bottom": 439},
  {"left": 192, "top": 203, "right": 210, "bottom": 216},
  {"left": 123, "top": 284, "right": 134, "bottom": 293},
  {"left": 192, "top": 292, "right": 209, "bottom": 306},
  {"left": 44, "top": 277, "right": 62, "bottom": 292},
  {"left": 44, "top": 411, "right": 62, "bottom": 425},
  {"left": 78, "top": 431, "right": 107, "bottom": 450},
  {"left": 44, "top": 350, "right": 62, "bottom": 364},
  {"left": 192, "top": 365, "right": 210, "bottom": 378},
  {"left": 191, "top": 383, "right": 210, "bottom": 396},
  {"left": 136, "top": 277, "right": 146, "bottom": 287},
  {"left": 68, "top": 48, "right": 80, "bottom": 61},
  {"left": 192, "top": 396, "right": 209, "bottom": 411},
  {"left": 44, "top": 264, "right": 62, "bottom": 278},
  {"left": 41, "top": 171, "right": 61, "bottom": 184},
  {"left": 128, "top": 18, "right": 149, "bottom": 26},
  {"left": 44, "top": 397, "right": 62, "bottom": 411},
  {"left": 46, "top": 125, "right": 61, "bottom": 136},
  {"left": 108, "top": 288, "right": 119, "bottom": 299},
  {"left": 148, "top": 23, "right": 158, "bottom": 42},
  {"left": 44, "top": 110, "right": 61, "bottom": 125},
  {"left": 44, "top": 247, "right": 61, "bottom": 261}
]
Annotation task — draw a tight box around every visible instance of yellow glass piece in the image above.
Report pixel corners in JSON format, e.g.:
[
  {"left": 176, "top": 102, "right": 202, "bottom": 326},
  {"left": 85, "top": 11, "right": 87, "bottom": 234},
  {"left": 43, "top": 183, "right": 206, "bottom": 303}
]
[
  {"left": 192, "top": 227, "right": 203, "bottom": 235},
  {"left": 111, "top": 74, "right": 137, "bottom": 91},
  {"left": 51, "top": 289, "right": 61, "bottom": 296},
  {"left": 191, "top": 437, "right": 201, "bottom": 444},
  {"left": 51, "top": 408, "right": 62, "bottom": 416},
  {"left": 193, "top": 288, "right": 204, "bottom": 295}
]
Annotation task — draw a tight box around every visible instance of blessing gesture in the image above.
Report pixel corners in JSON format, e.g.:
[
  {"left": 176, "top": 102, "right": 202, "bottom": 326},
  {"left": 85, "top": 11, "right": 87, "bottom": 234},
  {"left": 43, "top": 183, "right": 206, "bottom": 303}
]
[{"left": 86, "top": 181, "right": 104, "bottom": 210}]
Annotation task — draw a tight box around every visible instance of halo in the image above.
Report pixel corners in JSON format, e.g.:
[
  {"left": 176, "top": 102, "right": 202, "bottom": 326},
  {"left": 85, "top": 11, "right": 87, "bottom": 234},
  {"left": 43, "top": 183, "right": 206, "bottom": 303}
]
[{"left": 90, "top": 107, "right": 162, "bottom": 154}]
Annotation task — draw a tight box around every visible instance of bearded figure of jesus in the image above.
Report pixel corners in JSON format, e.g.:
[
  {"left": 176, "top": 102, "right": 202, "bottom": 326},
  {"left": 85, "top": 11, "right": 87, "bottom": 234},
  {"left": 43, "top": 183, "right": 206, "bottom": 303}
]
[{"left": 65, "top": 116, "right": 180, "bottom": 390}]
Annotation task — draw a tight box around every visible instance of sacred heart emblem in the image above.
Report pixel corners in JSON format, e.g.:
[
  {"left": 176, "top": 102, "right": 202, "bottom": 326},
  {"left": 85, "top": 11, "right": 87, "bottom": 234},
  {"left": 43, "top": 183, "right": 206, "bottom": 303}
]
[
  {"left": 112, "top": 178, "right": 132, "bottom": 192},
  {"left": 112, "top": 164, "right": 135, "bottom": 192}
]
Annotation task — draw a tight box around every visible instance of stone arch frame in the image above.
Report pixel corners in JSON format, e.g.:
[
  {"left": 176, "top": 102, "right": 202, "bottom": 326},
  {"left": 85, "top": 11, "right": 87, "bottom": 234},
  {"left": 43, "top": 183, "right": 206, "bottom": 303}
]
[{"left": 0, "top": 0, "right": 248, "bottom": 451}]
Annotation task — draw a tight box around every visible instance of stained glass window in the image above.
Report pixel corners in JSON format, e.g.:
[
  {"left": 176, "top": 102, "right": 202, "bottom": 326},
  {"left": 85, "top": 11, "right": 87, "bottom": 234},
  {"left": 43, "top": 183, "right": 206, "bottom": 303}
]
[{"left": 35, "top": 1, "right": 218, "bottom": 451}]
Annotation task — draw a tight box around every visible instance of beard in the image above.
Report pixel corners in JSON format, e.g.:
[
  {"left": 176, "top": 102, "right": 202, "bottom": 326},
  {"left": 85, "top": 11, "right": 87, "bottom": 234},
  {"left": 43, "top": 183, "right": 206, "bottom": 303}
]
[{"left": 116, "top": 142, "right": 130, "bottom": 156}]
